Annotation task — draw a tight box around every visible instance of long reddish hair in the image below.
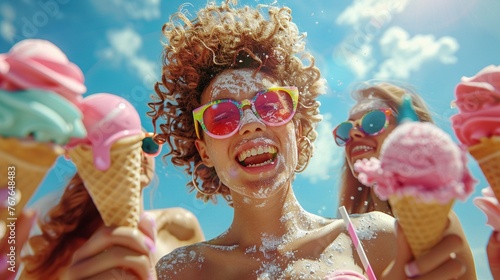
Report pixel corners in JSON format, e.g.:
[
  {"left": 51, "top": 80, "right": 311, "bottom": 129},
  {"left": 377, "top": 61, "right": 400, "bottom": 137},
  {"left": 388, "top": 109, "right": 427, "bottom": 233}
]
[{"left": 22, "top": 174, "right": 102, "bottom": 279}]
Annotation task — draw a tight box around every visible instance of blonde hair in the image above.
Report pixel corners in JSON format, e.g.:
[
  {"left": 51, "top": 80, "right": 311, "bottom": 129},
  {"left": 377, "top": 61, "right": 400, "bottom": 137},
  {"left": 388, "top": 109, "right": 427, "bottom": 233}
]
[
  {"left": 338, "top": 82, "right": 434, "bottom": 215},
  {"left": 148, "top": 0, "right": 324, "bottom": 204}
]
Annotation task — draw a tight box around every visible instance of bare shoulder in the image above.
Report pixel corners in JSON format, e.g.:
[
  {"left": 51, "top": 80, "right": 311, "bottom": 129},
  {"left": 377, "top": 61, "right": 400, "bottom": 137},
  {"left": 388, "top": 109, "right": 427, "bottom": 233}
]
[
  {"left": 348, "top": 211, "right": 397, "bottom": 274},
  {"left": 147, "top": 207, "right": 205, "bottom": 241},
  {"left": 349, "top": 211, "right": 396, "bottom": 234},
  {"left": 348, "top": 211, "right": 396, "bottom": 250},
  {"left": 155, "top": 243, "right": 207, "bottom": 279}
]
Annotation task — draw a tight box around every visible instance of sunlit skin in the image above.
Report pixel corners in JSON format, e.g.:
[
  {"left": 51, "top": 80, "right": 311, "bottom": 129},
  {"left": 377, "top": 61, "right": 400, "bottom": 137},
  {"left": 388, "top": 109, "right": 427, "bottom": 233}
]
[
  {"left": 46, "top": 149, "right": 205, "bottom": 280},
  {"left": 156, "top": 69, "right": 416, "bottom": 279},
  {"left": 344, "top": 100, "right": 397, "bottom": 179},
  {"left": 343, "top": 100, "right": 396, "bottom": 215},
  {"left": 195, "top": 69, "right": 298, "bottom": 201},
  {"left": 342, "top": 97, "right": 477, "bottom": 280}
]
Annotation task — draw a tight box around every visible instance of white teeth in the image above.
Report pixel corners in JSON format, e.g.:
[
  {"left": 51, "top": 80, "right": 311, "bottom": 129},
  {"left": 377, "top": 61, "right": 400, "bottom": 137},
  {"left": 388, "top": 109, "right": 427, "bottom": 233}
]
[
  {"left": 246, "top": 158, "right": 274, "bottom": 167},
  {"left": 237, "top": 145, "right": 277, "bottom": 162},
  {"left": 352, "top": 145, "right": 373, "bottom": 153}
]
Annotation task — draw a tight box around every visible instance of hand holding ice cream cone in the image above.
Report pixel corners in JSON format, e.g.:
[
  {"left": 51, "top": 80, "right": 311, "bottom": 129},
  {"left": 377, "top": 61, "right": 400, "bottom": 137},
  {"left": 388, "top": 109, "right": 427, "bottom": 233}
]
[{"left": 355, "top": 96, "right": 476, "bottom": 257}]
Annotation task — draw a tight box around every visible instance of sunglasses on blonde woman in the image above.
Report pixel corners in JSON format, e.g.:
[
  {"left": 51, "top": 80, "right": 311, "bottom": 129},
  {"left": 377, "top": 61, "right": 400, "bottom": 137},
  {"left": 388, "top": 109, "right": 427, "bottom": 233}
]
[
  {"left": 142, "top": 132, "right": 163, "bottom": 156},
  {"left": 193, "top": 86, "right": 299, "bottom": 139},
  {"left": 332, "top": 109, "right": 394, "bottom": 146}
]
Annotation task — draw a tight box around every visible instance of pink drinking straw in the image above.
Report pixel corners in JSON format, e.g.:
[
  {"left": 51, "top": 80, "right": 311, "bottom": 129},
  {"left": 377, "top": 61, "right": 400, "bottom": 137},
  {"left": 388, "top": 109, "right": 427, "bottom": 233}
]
[{"left": 338, "top": 206, "right": 377, "bottom": 280}]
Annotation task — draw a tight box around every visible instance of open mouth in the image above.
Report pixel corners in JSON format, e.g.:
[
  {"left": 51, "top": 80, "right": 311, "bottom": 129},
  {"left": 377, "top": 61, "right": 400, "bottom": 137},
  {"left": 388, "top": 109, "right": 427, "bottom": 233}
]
[
  {"left": 350, "top": 144, "right": 375, "bottom": 159},
  {"left": 351, "top": 145, "right": 374, "bottom": 154},
  {"left": 237, "top": 145, "right": 278, "bottom": 167}
]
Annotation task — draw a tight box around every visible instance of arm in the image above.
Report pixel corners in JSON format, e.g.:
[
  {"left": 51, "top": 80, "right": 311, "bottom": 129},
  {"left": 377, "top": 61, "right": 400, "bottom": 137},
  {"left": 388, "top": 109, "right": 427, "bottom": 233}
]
[
  {"left": 353, "top": 211, "right": 413, "bottom": 279},
  {"left": 382, "top": 212, "right": 471, "bottom": 280},
  {"left": 147, "top": 207, "right": 205, "bottom": 262}
]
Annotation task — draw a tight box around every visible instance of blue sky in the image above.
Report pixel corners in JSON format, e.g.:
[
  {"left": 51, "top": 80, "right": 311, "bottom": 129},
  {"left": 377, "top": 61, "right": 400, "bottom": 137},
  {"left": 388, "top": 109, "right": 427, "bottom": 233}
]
[{"left": 1, "top": 0, "right": 499, "bottom": 278}]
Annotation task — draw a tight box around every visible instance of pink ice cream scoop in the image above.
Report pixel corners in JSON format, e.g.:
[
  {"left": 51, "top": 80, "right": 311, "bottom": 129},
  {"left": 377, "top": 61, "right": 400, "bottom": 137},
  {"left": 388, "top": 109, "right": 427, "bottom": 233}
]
[
  {"left": 354, "top": 121, "right": 475, "bottom": 203},
  {"left": 0, "top": 39, "right": 86, "bottom": 104},
  {"left": 66, "top": 93, "right": 143, "bottom": 170},
  {"left": 451, "top": 65, "right": 500, "bottom": 146}
]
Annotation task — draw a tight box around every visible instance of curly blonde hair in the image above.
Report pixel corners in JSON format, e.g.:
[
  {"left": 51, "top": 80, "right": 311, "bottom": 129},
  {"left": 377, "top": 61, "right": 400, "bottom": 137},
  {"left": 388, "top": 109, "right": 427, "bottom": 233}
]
[
  {"left": 148, "top": 0, "right": 324, "bottom": 204},
  {"left": 338, "top": 82, "right": 434, "bottom": 215}
]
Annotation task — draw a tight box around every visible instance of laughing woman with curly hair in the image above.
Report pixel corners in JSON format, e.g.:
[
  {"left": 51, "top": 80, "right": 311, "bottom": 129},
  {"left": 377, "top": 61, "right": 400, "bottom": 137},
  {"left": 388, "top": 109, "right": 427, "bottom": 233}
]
[{"left": 147, "top": 1, "right": 469, "bottom": 279}]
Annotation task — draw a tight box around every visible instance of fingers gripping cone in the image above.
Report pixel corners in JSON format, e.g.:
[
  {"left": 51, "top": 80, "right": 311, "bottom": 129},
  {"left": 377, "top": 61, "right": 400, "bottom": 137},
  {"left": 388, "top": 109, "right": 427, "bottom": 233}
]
[
  {"left": 68, "top": 135, "right": 143, "bottom": 227},
  {"left": 355, "top": 95, "right": 476, "bottom": 258},
  {"left": 468, "top": 137, "right": 500, "bottom": 202},
  {"left": 0, "top": 138, "right": 61, "bottom": 226},
  {"left": 389, "top": 197, "right": 454, "bottom": 257}
]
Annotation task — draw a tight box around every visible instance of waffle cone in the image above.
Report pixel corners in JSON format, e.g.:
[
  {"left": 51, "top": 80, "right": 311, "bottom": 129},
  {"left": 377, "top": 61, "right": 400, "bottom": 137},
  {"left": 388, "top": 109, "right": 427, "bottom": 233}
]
[
  {"left": 468, "top": 137, "right": 500, "bottom": 202},
  {"left": 68, "top": 135, "right": 143, "bottom": 227},
  {"left": 0, "top": 137, "right": 61, "bottom": 225},
  {"left": 389, "top": 196, "right": 453, "bottom": 257}
]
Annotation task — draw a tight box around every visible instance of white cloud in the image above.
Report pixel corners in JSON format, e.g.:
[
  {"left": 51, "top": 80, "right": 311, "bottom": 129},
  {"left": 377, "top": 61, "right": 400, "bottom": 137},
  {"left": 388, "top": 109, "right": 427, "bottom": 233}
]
[
  {"left": 375, "top": 26, "right": 459, "bottom": 79},
  {"left": 301, "top": 114, "right": 345, "bottom": 184},
  {"left": 335, "top": 0, "right": 460, "bottom": 80},
  {"left": 0, "top": 3, "right": 16, "bottom": 42},
  {"left": 98, "top": 27, "right": 158, "bottom": 86},
  {"left": 91, "top": 0, "right": 160, "bottom": 21},
  {"left": 334, "top": 0, "right": 411, "bottom": 79},
  {"left": 334, "top": 42, "right": 377, "bottom": 79},
  {"left": 336, "top": 0, "right": 410, "bottom": 28}
]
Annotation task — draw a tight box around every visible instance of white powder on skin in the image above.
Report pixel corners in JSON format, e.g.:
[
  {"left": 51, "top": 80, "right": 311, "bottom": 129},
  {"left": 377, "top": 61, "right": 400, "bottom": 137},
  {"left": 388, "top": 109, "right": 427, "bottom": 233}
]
[
  {"left": 239, "top": 107, "right": 266, "bottom": 127},
  {"left": 205, "top": 244, "right": 239, "bottom": 251},
  {"left": 178, "top": 69, "right": 372, "bottom": 278},
  {"left": 350, "top": 99, "right": 390, "bottom": 116},
  {"left": 355, "top": 215, "right": 378, "bottom": 241},
  {"left": 255, "top": 200, "right": 267, "bottom": 207},
  {"left": 245, "top": 245, "right": 257, "bottom": 254},
  {"left": 208, "top": 70, "right": 275, "bottom": 102},
  {"left": 157, "top": 247, "right": 205, "bottom": 277},
  {"left": 328, "top": 240, "right": 347, "bottom": 253}
]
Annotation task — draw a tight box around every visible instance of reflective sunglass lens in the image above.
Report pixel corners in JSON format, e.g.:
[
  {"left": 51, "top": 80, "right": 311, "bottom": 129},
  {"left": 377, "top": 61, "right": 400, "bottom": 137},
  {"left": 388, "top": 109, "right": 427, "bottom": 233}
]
[
  {"left": 361, "top": 110, "right": 386, "bottom": 134},
  {"left": 255, "top": 90, "right": 294, "bottom": 123},
  {"left": 335, "top": 122, "right": 353, "bottom": 146},
  {"left": 142, "top": 137, "right": 159, "bottom": 155},
  {"left": 204, "top": 102, "right": 240, "bottom": 136}
]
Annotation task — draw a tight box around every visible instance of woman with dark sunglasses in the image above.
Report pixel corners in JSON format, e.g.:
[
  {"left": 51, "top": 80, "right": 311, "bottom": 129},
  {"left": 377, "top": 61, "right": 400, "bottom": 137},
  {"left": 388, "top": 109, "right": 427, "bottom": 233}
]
[
  {"left": 148, "top": 1, "right": 467, "bottom": 279},
  {"left": 20, "top": 134, "right": 204, "bottom": 279},
  {"left": 334, "top": 82, "right": 477, "bottom": 279}
]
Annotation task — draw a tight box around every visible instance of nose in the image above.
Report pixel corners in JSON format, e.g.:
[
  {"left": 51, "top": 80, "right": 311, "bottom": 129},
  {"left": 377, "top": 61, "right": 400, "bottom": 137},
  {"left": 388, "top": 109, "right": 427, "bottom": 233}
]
[
  {"left": 238, "top": 107, "right": 266, "bottom": 135},
  {"left": 349, "top": 124, "right": 365, "bottom": 140}
]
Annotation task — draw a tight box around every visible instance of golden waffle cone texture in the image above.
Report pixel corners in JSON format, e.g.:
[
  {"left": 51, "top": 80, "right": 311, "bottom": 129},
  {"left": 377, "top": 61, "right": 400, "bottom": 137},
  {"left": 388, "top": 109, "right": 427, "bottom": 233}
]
[
  {"left": 68, "top": 135, "right": 143, "bottom": 227},
  {"left": 0, "top": 137, "right": 60, "bottom": 225},
  {"left": 468, "top": 137, "right": 500, "bottom": 202},
  {"left": 389, "top": 195, "right": 453, "bottom": 257}
]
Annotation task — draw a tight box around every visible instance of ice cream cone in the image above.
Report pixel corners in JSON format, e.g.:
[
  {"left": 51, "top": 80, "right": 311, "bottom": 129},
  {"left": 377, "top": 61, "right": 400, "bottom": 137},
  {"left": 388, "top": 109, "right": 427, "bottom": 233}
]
[
  {"left": 468, "top": 137, "right": 500, "bottom": 202},
  {"left": 68, "top": 134, "right": 143, "bottom": 227},
  {"left": 389, "top": 196, "right": 454, "bottom": 257},
  {"left": 0, "top": 137, "right": 61, "bottom": 225}
]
